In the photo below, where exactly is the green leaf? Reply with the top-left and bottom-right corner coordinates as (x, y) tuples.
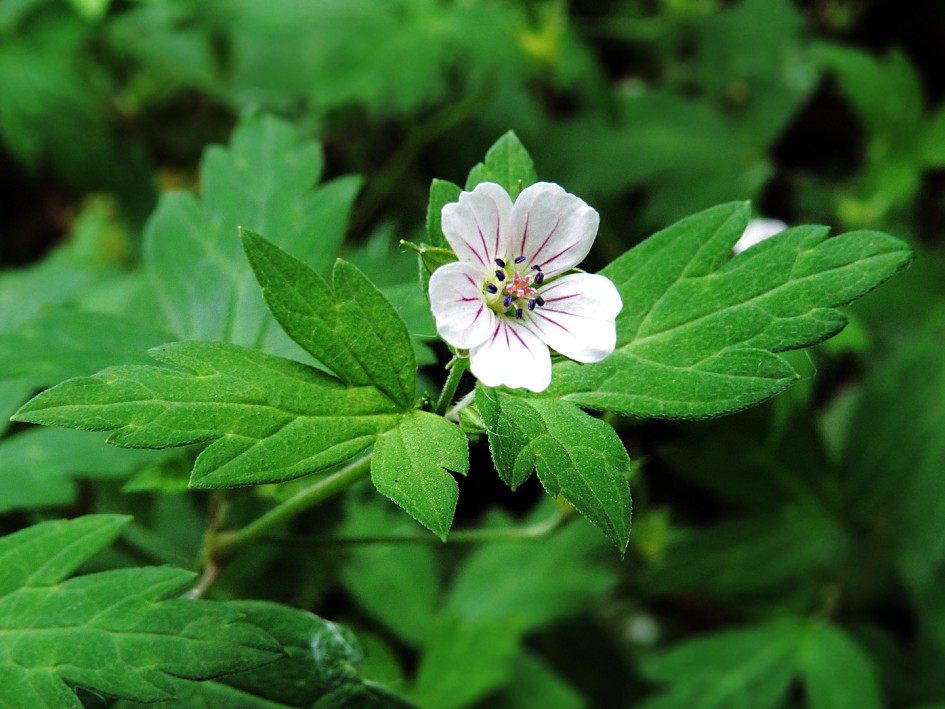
(797, 625), (883, 709)
(642, 619), (884, 709)
(371, 410), (468, 539)
(143, 112), (360, 349)
(923, 104), (945, 166)
(641, 620), (803, 709)
(818, 45), (925, 144)
(641, 513), (844, 602)
(412, 506), (617, 708)
(340, 494), (441, 646)
(116, 601), (415, 708)
(241, 230), (416, 410)
(465, 131), (538, 200)
(66, 0), (112, 20)
(549, 202), (913, 418)
(0, 310), (172, 385)
(13, 341), (402, 488)
(0, 516), (280, 706)
(412, 614), (520, 709)
(842, 310), (945, 590)
(0, 428), (164, 513)
(426, 178), (462, 248)
(478, 386), (632, 552)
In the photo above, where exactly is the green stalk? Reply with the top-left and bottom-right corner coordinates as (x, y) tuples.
(435, 356), (469, 416)
(212, 453), (372, 556)
(254, 508), (567, 547)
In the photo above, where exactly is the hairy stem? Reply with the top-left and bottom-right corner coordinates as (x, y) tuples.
(255, 507), (567, 547)
(435, 356), (469, 416)
(212, 453), (373, 557)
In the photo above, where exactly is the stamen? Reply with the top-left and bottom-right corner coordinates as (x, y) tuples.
(495, 258), (505, 268)
(531, 264), (542, 271)
(527, 299), (536, 311)
(496, 269), (506, 281)
(514, 256), (526, 264)
(504, 295), (513, 307)
(486, 284), (498, 294)
(536, 296), (545, 306)
(535, 272), (544, 284)
(515, 308), (523, 319)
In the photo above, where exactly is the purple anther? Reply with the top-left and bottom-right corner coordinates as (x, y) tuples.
(535, 272), (544, 284)
(536, 296), (545, 306)
(515, 308), (523, 319)
(486, 284), (498, 294)
(527, 299), (537, 311)
(495, 269), (506, 281)
(530, 264), (541, 271)
(504, 295), (513, 307)
(495, 258), (506, 268)
(514, 256), (526, 264)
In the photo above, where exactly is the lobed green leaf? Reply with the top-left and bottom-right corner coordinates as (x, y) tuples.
(371, 410), (469, 539)
(426, 178), (462, 248)
(549, 202), (913, 418)
(241, 231), (416, 410)
(478, 386), (632, 552)
(465, 131), (537, 200)
(143, 113), (360, 350)
(13, 341), (402, 488)
(0, 516), (280, 706)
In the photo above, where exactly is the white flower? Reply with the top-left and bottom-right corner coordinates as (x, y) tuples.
(732, 218), (787, 255)
(429, 181), (622, 392)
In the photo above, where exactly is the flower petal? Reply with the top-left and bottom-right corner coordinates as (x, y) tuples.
(530, 273), (622, 363)
(510, 182), (599, 277)
(469, 319), (551, 392)
(429, 261), (496, 349)
(732, 218), (787, 254)
(441, 182), (514, 269)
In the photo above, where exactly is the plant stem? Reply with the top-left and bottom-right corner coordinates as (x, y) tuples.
(435, 356), (469, 416)
(212, 453), (373, 556)
(255, 508), (567, 547)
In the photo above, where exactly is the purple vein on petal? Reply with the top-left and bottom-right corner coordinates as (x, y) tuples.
(538, 242), (576, 270)
(532, 311), (572, 334)
(508, 323), (532, 351)
(528, 218), (560, 264)
(473, 216), (490, 266)
(494, 213), (501, 260)
(519, 214), (530, 257)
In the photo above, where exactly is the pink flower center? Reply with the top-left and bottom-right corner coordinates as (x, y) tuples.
(483, 257), (546, 320)
(505, 271), (537, 300)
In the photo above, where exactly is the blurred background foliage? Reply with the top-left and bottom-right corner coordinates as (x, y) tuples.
(2, 0), (945, 706)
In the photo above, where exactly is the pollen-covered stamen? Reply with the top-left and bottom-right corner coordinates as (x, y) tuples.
(504, 271), (537, 299)
(483, 259), (549, 318)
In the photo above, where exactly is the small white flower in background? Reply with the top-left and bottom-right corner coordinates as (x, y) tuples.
(429, 181), (622, 392)
(732, 217), (787, 255)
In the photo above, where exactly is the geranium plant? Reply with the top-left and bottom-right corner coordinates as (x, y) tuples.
(2, 122), (913, 707)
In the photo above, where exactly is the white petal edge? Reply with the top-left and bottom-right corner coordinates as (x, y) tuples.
(509, 182), (599, 277)
(529, 273), (622, 363)
(441, 182), (514, 269)
(469, 319), (552, 392)
(733, 218), (787, 254)
(429, 261), (496, 350)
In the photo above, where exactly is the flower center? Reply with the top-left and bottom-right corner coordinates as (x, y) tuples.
(483, 257), (546, 319)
